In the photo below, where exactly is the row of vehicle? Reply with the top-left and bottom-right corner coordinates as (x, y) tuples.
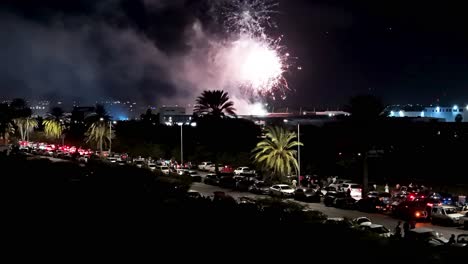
(197, 162), (256, 175)
(323, 187), (468, 228)
(202, 173), (468, 229)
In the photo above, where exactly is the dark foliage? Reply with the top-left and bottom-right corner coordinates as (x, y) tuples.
(1, 153), (464, 262)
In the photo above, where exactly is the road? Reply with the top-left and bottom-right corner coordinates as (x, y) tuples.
(191, 182), (467, 238)
(18, 155), (468, 238)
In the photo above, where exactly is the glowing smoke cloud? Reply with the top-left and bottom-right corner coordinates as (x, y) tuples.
(167, 0), (296, 115)
(221, 0), (292, 102)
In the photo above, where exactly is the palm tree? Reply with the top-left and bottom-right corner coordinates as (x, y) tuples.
(252, 126), (303, 183)
(85, 121), (113, 153)
(43, 107), (65, 139)
(85, 104), (112, 153)
(13, 117), (38, 141)
(194, 90), (236, 118)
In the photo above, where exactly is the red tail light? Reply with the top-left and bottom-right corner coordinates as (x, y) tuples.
(427, 203), (433, 207)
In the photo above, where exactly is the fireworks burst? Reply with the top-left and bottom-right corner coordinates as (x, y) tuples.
(219, 0), (296, 100)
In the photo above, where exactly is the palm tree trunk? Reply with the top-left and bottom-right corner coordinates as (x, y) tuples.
(26, 121), (29, 142)
(99, 136), (103, 154)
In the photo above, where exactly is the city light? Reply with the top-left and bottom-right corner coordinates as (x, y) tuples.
(399, 110), (404, 117)
(421, 111), (424, 117)
(436, 106), (440, 112)
(453, 105), (458, 110)
(390, 111), (394, 116)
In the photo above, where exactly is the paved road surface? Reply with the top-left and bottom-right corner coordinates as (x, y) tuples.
(191, 182), (467, 238)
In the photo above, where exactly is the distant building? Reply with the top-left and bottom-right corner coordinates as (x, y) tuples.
(389, 105), (467, 122)
(158, 106), (192, 125)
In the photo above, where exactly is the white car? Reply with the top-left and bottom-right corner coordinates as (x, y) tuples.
(198, 162), (213, 171)
(177, 169), (188, 175)
(359, 223), (392, 238)
(269, 184), (295, 197)
(352, 217), (372, 226)
(340, 183), (362, 200)
(147, 163), (156, 171)
(107, 157), (117, 163)
(431, 205), (464, 226)
(461, 212), (468, 230)
(207, 164), (223, 173)
(234, 167), (255, 175)
(134, 160), (144, 168)
(328, 179), (352, 189)
(157, 165), (170, 174)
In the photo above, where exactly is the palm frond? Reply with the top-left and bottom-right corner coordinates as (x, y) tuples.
(252, 126), (303, 182)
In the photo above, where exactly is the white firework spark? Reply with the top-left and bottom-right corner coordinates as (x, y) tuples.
(218, 0), (294, 100)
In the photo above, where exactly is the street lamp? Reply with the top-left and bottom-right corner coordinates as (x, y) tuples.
(284, 119), (301, 186)
(100, 118), (116, 153)
(177, 122), (184, 165)
(297, 122), (301, 186)
(109, 121), (117, 154)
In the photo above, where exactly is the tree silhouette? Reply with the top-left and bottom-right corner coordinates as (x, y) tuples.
(345, 95), (386, 122)
(194, 90), (236, 119)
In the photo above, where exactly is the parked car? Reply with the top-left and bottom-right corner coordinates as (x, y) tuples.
(461, 212), (468, 230)
(323, 191), (345, 207)
(218, 176), (237, 189)
(187, 190), (201, 199)
(176, 168), (186, 174)
(134, 160), (144, 168)
(431, 205), (464, 226)
(157, 165), (170, 174)
(328, 179), (352, 189)
(320, 186), (337, 196)
(294, 188), (321, 203)
(357, 197), (387, 213)
(340, 183), (362, 200)
(234, 167), (255, 175)
(235, 178), (255, 191)
(220, 165), (234, 174)
(203, 174), (219, 186)
(352, 217), (372, 226)
(107, 156), (118, 163)
(334, 195), (358, 209)
(186, 170), (202, 182)
(197, 161), (213, 171)
(206, 164), (224, 173)
(358, 223), (392, 238)
(405, 228), (448, 247)
(393, 201), (428, 221)
(269, 184), (295, 197)
(147, 163), (156, 171)
(248, 181), (270, 195)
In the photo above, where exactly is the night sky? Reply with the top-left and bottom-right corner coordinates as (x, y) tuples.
(1, 0), (467, 107)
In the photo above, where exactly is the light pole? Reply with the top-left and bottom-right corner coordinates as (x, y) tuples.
(297, 122), (301, 186)
(109, 121), (116, 154)
(177, 123), (184, 165)
(284, 119), (301, 187)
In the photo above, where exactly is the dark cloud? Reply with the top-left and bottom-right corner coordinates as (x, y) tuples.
(0, 0), (467, 108)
